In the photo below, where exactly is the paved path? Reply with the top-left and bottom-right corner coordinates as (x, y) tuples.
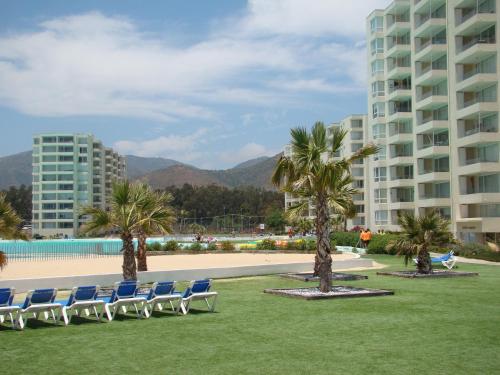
(455, 256), (500, 266)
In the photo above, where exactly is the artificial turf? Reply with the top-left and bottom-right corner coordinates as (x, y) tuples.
(1, 255), (499, 375)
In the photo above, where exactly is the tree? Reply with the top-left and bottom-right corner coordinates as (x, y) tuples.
(3, 185), (32, 222)
(0, 192), (26, 270)
(135, 184), (175, 272)
(80, 181), (145, 280)
(293, 218), (314, 235)
(272, 122), (377, 292)
(387, 210), (454, 274)
(265, 209), (286, 232)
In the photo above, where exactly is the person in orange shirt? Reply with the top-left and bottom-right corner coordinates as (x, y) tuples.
(359, 229), (367, 248)
(365, 228), (373, 247)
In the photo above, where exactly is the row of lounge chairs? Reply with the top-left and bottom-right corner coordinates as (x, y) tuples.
(0, 279), (218, 330)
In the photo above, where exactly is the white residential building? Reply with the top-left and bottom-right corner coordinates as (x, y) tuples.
(32, 133), (126, 237)
(366, 0), (500, 243)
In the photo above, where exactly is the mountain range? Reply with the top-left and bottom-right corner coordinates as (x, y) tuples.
(0, 151), (281, 190)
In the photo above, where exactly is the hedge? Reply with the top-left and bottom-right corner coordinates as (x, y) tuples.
(366, 234), (401, 255)
(454, 243), (500, 262)
(330, 232), (359, 247)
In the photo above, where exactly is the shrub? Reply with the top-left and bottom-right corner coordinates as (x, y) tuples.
(257, 239), (276, 250)
(220, 241), (235, 251)
(206, 242), (218, 251)
(163, 240), (180, 252)
(147, 242), (162, 252)
(454, 243), (500, 262)
(305, 239), (316, 251)
(189, 242), (203, 251)
(330, 232), (359, 247)
(366, 234), (401, 255)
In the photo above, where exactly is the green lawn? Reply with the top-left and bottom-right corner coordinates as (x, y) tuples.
(2, 255), (500, 375)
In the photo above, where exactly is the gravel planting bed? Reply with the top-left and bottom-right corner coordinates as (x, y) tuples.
(377, 270), (479, 278)
(264, 285), (394, 300)
(279, 272), (368, 282)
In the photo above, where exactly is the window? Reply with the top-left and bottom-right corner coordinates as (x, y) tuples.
(370, 16), (383, 32)
(371, 60), (384, 76)
(79, 156), (88, 163)
(370, 38), (384, 55)
(58, 146), (73, 153)
(42, 212), (56, 219)
(41, 193), (57, 200)
(58, 174), (73, 181)
(371, 81), (385, 97)
(59, 184), (74, 191)
(375, 210), (388, 225)
(42, 203), (57, 210)
(59, 203), (73, 210)
(42, 184), (57, 191)
(372, 124), (386, 139)
(374, 188), (387, 204)
(42, 174), (57, 181)
(353, 180), (364, 188)
(374, 167), (387, 182)
(42, 146), (57, 152)
(58, 222), (74, 229)
(42, 222), (57, 229)
(372, 102), (385, 118)
(42, 155), (57, 162)
(374, 146), (386, 161)
(59, 155), (73, 162)
(58, 212), (73, 220)
(58, 164), (74, 172)
(42, 165), (57, 172)
(355, 205), (365, 214)
(58, 136), (74, 143)
(42, 136), (57, 143)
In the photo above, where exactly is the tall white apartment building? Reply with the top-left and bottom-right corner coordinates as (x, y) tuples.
(366, 0), (499, 243)
(32, 134), (126, 237)
(284, 115), (370, 229)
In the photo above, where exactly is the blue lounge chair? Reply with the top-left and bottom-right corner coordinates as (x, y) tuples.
(138, 281), (183, 317)
(0, 287), (21, 329)
(432, 251), (456, 270)
(102, 280), (147, 321)
(58, 285), (105, 325)
(17, 288), (63, 329)
(178, 279), (218, 315)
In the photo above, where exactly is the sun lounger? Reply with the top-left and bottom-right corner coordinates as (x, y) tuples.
(58, 285), (105, 325)
(137, 281), (183, 317)
(0, 287), (21, 329)
(17, 288), (63, 329)
(101, 280), (147, 321)
(431, 251), (456, 270)
(178, 279), (218, 315)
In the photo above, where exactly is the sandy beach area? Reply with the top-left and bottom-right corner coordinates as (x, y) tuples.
(0, 253), (358, 280)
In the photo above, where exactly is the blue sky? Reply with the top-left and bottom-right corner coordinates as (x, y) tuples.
(0, 0), (389, 168)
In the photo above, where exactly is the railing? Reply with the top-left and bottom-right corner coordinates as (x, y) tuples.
(0, 240), (124, 261)
(464, 157), (499, 165)
(460, 36), (496, 53)
(457, 3), (496, 26)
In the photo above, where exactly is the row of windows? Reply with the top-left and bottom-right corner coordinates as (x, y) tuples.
(33, 203), (74, 210)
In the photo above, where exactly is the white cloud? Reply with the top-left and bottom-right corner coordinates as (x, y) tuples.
(0, 1), (385, 122)
(219, 142), (277, 165)
(239, 0), (390, 37)
(114, 128), (208, 162)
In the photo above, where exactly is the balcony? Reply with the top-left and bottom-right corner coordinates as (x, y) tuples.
(414, 67), (447, 86)
(414, 17), (446, 38)
(414, 38), (447, 61)
(414, 0), (445, 14)
(455, 5), (497, 36)
(416, 171), (449, 184)
(456, 33), (497, 64)
(387, 86), (412, 101)
(385, 42), (411, 58)
(415, 92), (448, 111)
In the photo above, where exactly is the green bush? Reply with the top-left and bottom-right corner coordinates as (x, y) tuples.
(257, 239), (276, 250)
(366, 234), (401, 255)
(163, 240), (180, 252)
(220, 241), (235, 251)
(189, 242), (203, 251)
(206, 242), (218, 251)
(305, 239), (316, 251)
(454, 243), (500, 262)
(147, 242), (162, 252)
(330, 232), (359, 247)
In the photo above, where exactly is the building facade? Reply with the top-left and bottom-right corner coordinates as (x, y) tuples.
(32, 134), (126, 237)
(366, 0), (499, 242)
(284, 115), (370, 229)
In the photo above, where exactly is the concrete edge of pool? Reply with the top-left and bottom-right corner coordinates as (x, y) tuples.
(0, 257), (374, 292)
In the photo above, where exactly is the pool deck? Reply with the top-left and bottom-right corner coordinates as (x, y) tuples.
(0, 253), (356, 279)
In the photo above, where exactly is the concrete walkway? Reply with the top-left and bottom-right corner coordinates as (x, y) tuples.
(456, 256), (500, 266)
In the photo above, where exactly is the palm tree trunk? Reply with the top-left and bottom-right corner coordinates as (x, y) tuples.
(121, 232), (137, 280)
(417, 247), (432, 274)
(315, 196), (332, 293)
(136, 231), (148, 272)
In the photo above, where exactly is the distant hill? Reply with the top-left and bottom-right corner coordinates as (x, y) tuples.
(0, 150), (281, 191)
(0, 151), (32, 189)
(125, 155), (184, 179)
(137, 153), (282, 190)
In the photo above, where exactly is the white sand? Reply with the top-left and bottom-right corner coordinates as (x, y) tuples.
(0, 253), (357, 279)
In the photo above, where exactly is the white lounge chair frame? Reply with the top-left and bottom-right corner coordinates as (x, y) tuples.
(104, 281), (147, 321)
(17, 289), (63, 329)
(0, 288), (21, 330)
(142, 281), (183, 317)
(180, 279), (218, 315)
(62, 286), (106, 325)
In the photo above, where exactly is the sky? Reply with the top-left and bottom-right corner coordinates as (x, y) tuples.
(0, 0), (390, 169)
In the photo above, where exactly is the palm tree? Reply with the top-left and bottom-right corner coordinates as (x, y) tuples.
(134, 185), (175, 272)
(80, 181), (145, 280)
(341, 200), (357, 232)
(294, 218), (313, 236)
(272, 122), (377, 292)
(387, 210), (454, 274)
(0, 192), (26, 270)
